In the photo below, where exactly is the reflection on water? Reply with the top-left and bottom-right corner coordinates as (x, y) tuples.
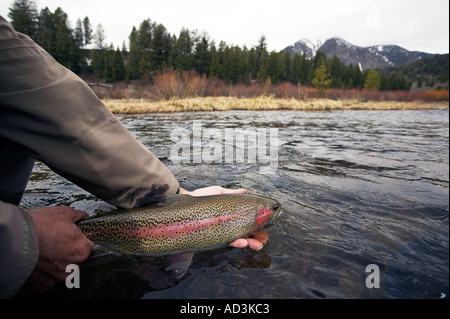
(23, 109), (449, 299)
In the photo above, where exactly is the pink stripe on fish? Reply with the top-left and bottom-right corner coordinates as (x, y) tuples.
(91, 209), (256, 239)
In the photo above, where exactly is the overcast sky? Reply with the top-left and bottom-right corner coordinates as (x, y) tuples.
(0, 0), (448, 54)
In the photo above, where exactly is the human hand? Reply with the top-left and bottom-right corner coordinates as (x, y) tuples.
(18, 206), (94, 295)
(179, 185), (247, 196)
(179, 186), (268, 251)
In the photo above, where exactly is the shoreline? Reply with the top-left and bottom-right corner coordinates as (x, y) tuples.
(103, 96), (449, 114)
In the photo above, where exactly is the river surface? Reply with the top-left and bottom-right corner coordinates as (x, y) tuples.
(22, 109), (449, 299)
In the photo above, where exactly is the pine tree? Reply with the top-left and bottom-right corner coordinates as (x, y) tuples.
(150, 23), (170, 72)
(113, 47), (125, 81)
(364, 69), (381, 90)
(137, 19), (155, 78)
(82, 17), (93, 48)
(312, 59), (332, 93)
(52, 8), (82, 73)
(8, 0), (39, 39)
(126, 26), (140, 79)
(175, 27), (194, 70)
(194, 33), (211, 75)
(299, 53), (313, 85)
(74, 18), (84, 49)
(257, 50), (269, 84)
(36, 7), (57, 56)
(329, 55), (344, 88)
(208, 43), (221, 78)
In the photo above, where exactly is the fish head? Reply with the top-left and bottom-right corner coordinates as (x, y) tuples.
(256, 197), (282, 227)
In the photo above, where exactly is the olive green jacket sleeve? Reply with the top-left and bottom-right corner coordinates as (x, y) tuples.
(0, 16), (179, 297)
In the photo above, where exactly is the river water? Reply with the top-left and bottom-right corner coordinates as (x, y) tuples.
(22, 109), (449, 299)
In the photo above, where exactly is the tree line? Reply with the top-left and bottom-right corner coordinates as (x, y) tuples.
(7, 0), (411, 91)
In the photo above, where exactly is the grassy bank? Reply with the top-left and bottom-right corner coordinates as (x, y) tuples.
(103, 96), (449, 114)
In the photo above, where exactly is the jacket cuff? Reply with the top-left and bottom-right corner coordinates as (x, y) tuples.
(0, 202), (38, 298)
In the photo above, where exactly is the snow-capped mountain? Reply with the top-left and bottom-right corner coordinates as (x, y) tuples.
(283, 37), (434, 70)
(282, 38), (318, 59)
(366, 44), (433, 68)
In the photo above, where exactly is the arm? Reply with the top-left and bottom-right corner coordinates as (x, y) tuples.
(0, 16), (177, 296)
(0, 16), (179, 210)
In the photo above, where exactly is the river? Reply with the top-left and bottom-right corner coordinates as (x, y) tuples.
(21, 109), (449, 299)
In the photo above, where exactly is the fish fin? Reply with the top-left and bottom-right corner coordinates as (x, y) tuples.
(164, 252), (194, 280)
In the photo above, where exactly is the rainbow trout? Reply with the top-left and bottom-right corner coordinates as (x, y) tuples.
(77, 194), (281, 255)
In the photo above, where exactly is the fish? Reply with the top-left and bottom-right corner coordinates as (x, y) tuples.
(77, 193), (281, 256)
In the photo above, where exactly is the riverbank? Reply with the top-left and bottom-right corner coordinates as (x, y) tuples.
(103, 96), (449, 113)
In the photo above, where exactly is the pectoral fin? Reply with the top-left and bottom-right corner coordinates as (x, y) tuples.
(164, 252), (195, 279)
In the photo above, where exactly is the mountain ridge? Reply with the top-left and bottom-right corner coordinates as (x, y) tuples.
(283, 37), (435, 70)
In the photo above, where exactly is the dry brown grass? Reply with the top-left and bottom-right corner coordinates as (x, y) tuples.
(103, 96), (449, 114)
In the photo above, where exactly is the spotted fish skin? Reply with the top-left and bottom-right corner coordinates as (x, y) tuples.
(77, 194), (281, 255)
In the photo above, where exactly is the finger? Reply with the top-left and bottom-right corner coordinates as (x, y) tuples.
(229, 238), (248, 248)
(68, 208), (90, 222)
(73, 238), (95, 262)
(222, 188), (247, 194)
(84, 238), (95, 253)
(247, 238), (264, 251)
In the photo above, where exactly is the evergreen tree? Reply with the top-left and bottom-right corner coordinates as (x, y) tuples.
(329, 55), (344, 88)
(74, 18), (84, 49)
(102, 45), (125, 82)
(36, 7), (57, 56)
(284, 51), (292, 82)
(312, 59), (332, 93)
(208, 43), (221, 78)
(149, 23), (171, 71)
(194, 33), (211, 75)
(364, 69), (381, 90)
(175, 27), (194, 70)
(313, 51), (327, 69)
(290, 54), (302, 84)
(257, 50), (269, 84)
(137, 19), (155, 77)
(348, 64), (364, 88)
(42, 7), (83, 73)
(267, 51), (285, 84)
(256, 35), (267, 61)
(8, 0), (38, 39)
(299, 53), (313, 85)
(247, 48), (259, 81)
(113, 47), (125, 80)
(82, 17), (93, 48)
(126, 26), (140, 79)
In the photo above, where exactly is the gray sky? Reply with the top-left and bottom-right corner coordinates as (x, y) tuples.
(1, 0), (448, 54)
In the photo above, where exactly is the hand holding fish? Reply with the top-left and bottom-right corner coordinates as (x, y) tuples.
(17, 206), (94, 296)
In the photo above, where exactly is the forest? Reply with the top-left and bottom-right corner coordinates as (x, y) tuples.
(6, 0), (446, 95)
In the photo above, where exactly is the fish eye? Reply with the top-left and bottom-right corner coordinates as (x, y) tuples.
(272, 202), (281, 211)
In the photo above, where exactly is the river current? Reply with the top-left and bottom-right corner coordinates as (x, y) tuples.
(21, 109), (449, 299)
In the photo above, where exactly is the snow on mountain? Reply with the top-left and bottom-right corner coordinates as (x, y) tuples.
(283, 37), (434, 70)
(282, 38), (318, 59)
